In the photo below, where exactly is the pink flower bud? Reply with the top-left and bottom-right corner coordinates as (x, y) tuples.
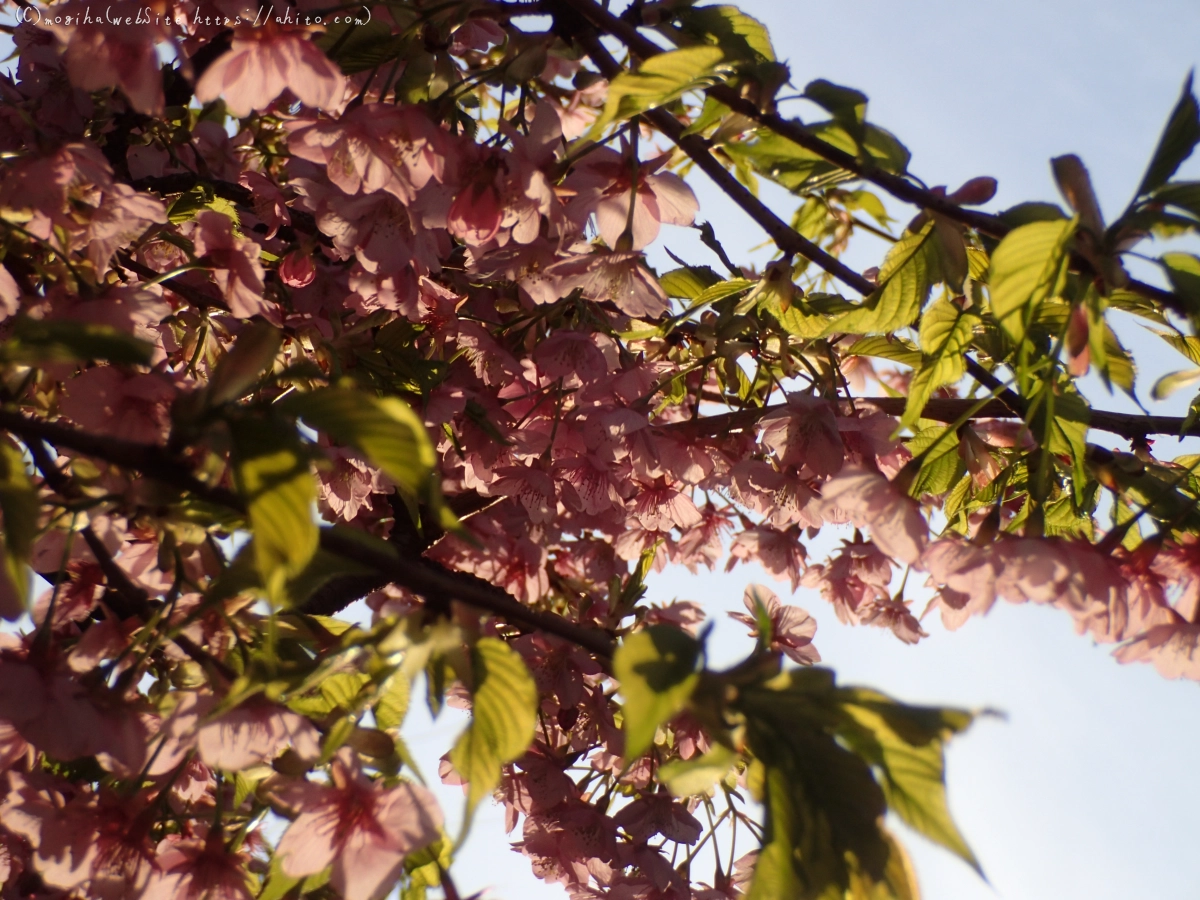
(279, 251), (316, 288)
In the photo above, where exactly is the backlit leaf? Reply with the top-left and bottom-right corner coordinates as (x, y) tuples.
(284, 387), (437, 502)
(229, 418), (318, 601)
(451, 637), (537, 829)
(2, 318), (154, 366)
(0, 441), (36, 618)
(614, 625), (702, 760)
(987, 218), (1075, 337)
(825, 222), (937, 336)
(590, 46), (729, 138)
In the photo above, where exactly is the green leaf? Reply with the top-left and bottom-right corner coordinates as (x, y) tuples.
(671, 5), (776, 63)
(838, 697), (980, 874)
(284, 387), (437, 503)
(987, 218), (1075, 338)
(450, 637), (537, 829)
(2, 318), (154, 366)
(258, 854), (301, 900)
(1136, 71), (1200, 198)
(1151, 181), (1200, 221)
(804, 79), (868, 144)
(614, 625), (702, 760)
(203, 322), (282, 407)
(659, 266), (722, 299)
(1152, 367), (1200, 400)
(229, 418), (318, 601)
(589, 46), (729, 138)
(659, 743), (737, 797)
(375, 672), (411, 731)
(844, 335), (922, 369)
(1152, 327), (1200, 365)
(825, 222), (937, 336)
(0, 441), (37, 617)
(1161, 252), (1200, 312)
(902, 297), (980, 430)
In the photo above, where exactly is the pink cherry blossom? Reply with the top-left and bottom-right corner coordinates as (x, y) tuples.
(142, 831), (256, 900)
(818, 467), (928, 564)
(729, 584), (821, 665)
(566, 146), (698, 250)
(192, 210), (275, 320)
(273, 756), (443, 900)
(195, 25), (346, 117)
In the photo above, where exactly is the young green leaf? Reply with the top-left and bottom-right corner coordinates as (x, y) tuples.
(229, 418), (318, 601)
(838, 698), (981, 874)
(283, 387), (437, 503)
(450, 637), (537, 830)
(613, 625), (702, 760)
(902, 296), (980, 430)
(0, 441), (37, 618)
(987, 218), (1075, 338)
(375, 672), (411, 731)
(203, 322), (282, 407)
(825, 222), (937, 336)
(658, 743), (737, 798)
(671, 5), (776, 63)
(1152, 367), (1200, 400)
(589, 46), (729, 138)
(1135, 71), (1200, 198)
(1161, 252), (1200, 313)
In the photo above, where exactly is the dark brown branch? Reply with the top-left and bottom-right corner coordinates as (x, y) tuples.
(659, 396), (1198, 442)
(565, 23), (877, 298)
(25, 439), (236, 679)
(0, 410), (616, 658)
(561, 0), (1191, 317)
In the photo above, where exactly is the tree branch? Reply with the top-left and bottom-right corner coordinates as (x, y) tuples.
(560, 0), (1191, 317)
(0, 410), (617, 658)
(658, 396), (1198, 442)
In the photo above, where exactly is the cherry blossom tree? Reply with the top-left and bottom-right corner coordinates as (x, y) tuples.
(0, 0), (1197, 898)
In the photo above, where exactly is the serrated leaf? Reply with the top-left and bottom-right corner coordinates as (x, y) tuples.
(987, 218), (1075, 337)
(375, 672), (411, 731)
(1136, 71), (1200, 198)
(614, 625), (702, 761)
(672, 5), (776, 63)
(2, 318), (154, 366)
(284, 388), (437, 503)
(450, 637), (537, 832)
(589, 46), (729, 138)
(825, 222), (937, 336)
(659, 266), (722, 299)
(901, 297), (979, 430)
(1152, 328), (1200, 366)
(659, 743), (737, 797)
(229, 418), (318, 602)
(844, 335), (922, 369)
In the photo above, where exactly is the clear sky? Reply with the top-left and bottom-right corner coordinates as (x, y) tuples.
(411, 2), (1200, 899)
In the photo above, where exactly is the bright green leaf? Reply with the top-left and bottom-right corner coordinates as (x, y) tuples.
(0, 441), (36, 618)
(450, 637), (538, 829)
(902, 297), (980, 430)
(229, 418), (318, 601)
(1162, 252), (1200, 312)
(614, 625), (702, 760)
(825, 222), (937, 336)
(1153, 367), (1200, 400)
(375, 672), (411, 731)
(987, 218), (1075, 338)
(589, 46), (729, 138)
(659, 265), (722, 299)
(671, 5), (776, 63)
(284, 387), (437, 503)
(659, 742), (737, 797)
